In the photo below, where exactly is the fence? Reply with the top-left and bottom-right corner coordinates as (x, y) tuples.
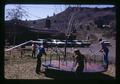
(4, 40), (68, 79)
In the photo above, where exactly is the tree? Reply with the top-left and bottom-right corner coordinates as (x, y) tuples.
(5, 5), (29, 45)
(45, 16), (51, 29)
(6, 5), (29, 20)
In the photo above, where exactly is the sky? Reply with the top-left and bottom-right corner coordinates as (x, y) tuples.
(5, 4), (115, 20)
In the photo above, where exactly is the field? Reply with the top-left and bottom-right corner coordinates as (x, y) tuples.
(4, 39), (116, 79)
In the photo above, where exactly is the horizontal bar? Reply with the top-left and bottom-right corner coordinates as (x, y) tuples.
(5, 40), (33, 52)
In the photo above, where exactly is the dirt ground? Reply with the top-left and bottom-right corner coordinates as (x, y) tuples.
(4, 38), (116, 79)
(4, 59), (115, 79)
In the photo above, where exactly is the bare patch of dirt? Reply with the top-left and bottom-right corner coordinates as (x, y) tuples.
(5, 60), (53, 79)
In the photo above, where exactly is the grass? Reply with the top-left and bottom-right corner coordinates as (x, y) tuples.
(4, 47), (115, 79)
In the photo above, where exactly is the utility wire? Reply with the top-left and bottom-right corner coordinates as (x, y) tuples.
(22, 7), (41, 19)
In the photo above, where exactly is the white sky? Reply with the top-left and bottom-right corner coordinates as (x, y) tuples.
(5, 4), (115, 20)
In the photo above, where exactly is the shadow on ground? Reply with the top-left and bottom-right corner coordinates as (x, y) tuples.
(44, 68), (114, 80)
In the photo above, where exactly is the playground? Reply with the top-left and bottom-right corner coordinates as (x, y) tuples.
(4, 39), (116, 79)
(4, 5), (116, 79)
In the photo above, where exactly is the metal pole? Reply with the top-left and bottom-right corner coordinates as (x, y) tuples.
(55, 46), (60, 68)
(20, 47), (22, 58)
(45, 53), (46, 64)
(13, 34), (16, 45)
(50, 51), (52, 65)
(58, 52), (60, 69)
(64, 38), (67, 61)
(64, 36), (68, 66)
(13, 22), (16, 45)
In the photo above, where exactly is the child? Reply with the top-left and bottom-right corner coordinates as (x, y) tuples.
(36, 45), (47, 74)
(32, 42), (37, 58)
(73, 49), (86, 79)
(99, 38), (109, 71)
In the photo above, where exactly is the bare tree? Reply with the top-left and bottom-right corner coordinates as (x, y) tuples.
(5, 5), (29, 45)
(6, 5), (29, 20)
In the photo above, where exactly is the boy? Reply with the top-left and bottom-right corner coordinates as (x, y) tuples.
(73, 50), (86, 79)
(99, 38), (109, 71)
(36, 45), (46, 74)
(32, 42), (37, 58)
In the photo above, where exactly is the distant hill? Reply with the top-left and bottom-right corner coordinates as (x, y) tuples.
(26, 7), (116, 40)
(5, 7), (116, 45)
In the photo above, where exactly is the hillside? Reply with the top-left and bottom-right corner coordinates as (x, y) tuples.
(5, 7), (116, 44)
(26, 7), (116, 41)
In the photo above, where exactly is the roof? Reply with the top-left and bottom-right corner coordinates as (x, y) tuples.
(29, 28), (62, 34)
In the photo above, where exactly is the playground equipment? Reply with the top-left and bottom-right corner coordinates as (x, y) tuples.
(4, 39), (106, 80)
(41, 11), (106, 73)
(42, 45), (105, 73)
(4, 11), (106, 79)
